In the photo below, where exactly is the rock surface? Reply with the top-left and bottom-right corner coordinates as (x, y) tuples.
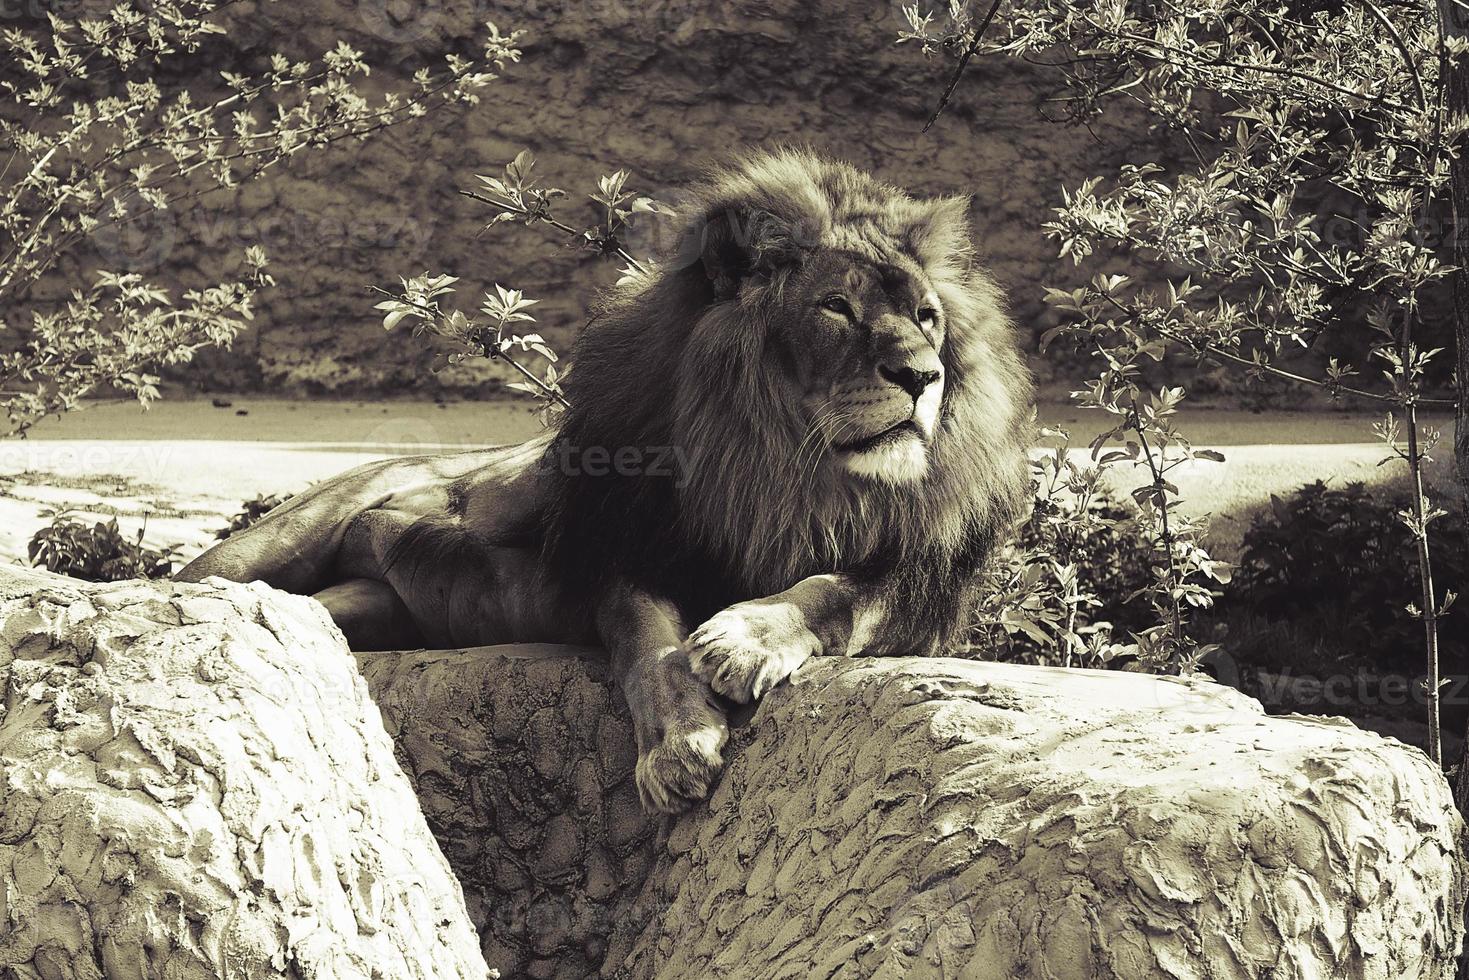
(2, 570), (1462, 978)
(0, 567), (490, 979)
(361, 643), (1468, 979)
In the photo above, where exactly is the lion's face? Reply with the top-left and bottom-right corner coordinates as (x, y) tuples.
(770, 251), (947, 485)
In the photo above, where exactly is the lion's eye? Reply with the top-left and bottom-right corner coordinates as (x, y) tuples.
(820, 295), (854, 318)
(916, 307), (939, 329)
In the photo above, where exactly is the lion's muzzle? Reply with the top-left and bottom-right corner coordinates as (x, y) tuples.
(831, 322), (945, 484)
(877, 361), (941, 401)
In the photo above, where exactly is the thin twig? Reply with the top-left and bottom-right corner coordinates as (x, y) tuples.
(1395, 298), (1444, 765)
(1094, 293), (1457, 407)
(1364, 0), (1429, 111)
(922, 0), (1003, 132)
(496, 349), (572, 409)
(1098, 22), (1415, 117)
(1154, 324), (1457, 407)
(1128, 408), (1186, 658)
(457, 190), (651, 276)
(1403, 392), (1443, 764)
(2, 63), (495, 296)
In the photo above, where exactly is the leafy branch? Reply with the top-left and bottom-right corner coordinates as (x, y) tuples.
(372, 152), (670, 410)
(0, 2), (525, 437)
(371, 277), (568, 411)
(461, 150), (668, 281)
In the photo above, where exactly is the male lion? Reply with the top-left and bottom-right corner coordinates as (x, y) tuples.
(178, 149), (1034, 812)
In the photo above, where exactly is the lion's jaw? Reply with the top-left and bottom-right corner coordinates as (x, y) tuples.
(827, 371), (943, 484)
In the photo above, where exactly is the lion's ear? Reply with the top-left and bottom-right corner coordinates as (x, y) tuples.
(908, 195), (973, 269)
(693, 206), (806, 300)
(697, 208), (750, 300)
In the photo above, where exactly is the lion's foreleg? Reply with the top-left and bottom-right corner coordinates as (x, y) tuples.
(597, 582), (729, 814)
(686, 573), (917, 704)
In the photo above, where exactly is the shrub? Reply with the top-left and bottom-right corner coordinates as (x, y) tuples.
(0, 3), (523, 437)
(962, 427), (1225, 670)
(1022, 494), (1156, 634)
(27, 508), (177, 581)
(968, 489), (1151, 668)
(899, 0), (1462, 762)
(1228, 481), (1467, 666)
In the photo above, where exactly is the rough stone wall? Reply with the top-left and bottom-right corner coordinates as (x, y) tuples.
(34, 0), (1160, 395)
(0, 568), (490, 979)
(359, 645), (651, 979)
(7, 569), (1459, 979)
(360, 642), (1469, 979)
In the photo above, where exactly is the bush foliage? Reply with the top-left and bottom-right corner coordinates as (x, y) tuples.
(27, 508), (176, 581)
(214, 492), (295, 540)
(968, 481), (1156, 669)
(900, 0), (1464, 762)
(0, 1), (523, 437)
(1230, 481), (1467, 666)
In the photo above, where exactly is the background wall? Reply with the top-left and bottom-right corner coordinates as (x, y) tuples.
(39, 0), (1164, 395)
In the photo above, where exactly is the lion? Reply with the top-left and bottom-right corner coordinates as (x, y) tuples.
(177, 149), (1035, 813)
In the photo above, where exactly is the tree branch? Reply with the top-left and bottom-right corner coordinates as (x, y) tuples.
(922, 0), (1002, 133)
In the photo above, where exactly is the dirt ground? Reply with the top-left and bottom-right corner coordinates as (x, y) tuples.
(2, 395), (1458, 568)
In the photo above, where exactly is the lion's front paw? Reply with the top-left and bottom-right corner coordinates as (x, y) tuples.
(635, 710), (728, 814)
(687, 600), (821, 704)
(625, 651), (730, 814)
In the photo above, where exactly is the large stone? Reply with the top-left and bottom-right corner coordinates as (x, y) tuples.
(0, 567), (490, 979)
(361, 642), (1468, 978)
(3, 569), (1462, 978)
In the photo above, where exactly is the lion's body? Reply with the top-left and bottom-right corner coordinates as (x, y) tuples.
(542, 154), (1032, 639)
(178, 149), (1033, 811)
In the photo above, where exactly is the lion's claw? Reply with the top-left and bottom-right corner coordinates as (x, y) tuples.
(687, 600), (821, 704)
(625, 651), (730, 814)
(635, 715), (727, 813)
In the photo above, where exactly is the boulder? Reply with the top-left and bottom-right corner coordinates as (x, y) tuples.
(2, 569), (1462, 979)
(0, 567), (490, 979)
(362, 642), (1468, 978)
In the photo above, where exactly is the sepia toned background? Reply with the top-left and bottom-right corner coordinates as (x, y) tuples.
(5, 0), (1462, 763)
(26, 0), (1166, 395)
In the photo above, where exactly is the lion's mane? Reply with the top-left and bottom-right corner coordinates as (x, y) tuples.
(542, 149), (1033, 648)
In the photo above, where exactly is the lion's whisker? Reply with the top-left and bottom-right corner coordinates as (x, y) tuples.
(796, 408), (846, 493)
(791, 409), (834, 478)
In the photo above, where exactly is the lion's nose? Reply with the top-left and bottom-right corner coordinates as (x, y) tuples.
(878, 362), (942, 401)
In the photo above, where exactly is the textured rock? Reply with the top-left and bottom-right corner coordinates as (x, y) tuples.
(3, 569), (1461, 978)
(0, 567), (490, 979)
(359, 646), (650, 979)
(360, 644), (1468, 979)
